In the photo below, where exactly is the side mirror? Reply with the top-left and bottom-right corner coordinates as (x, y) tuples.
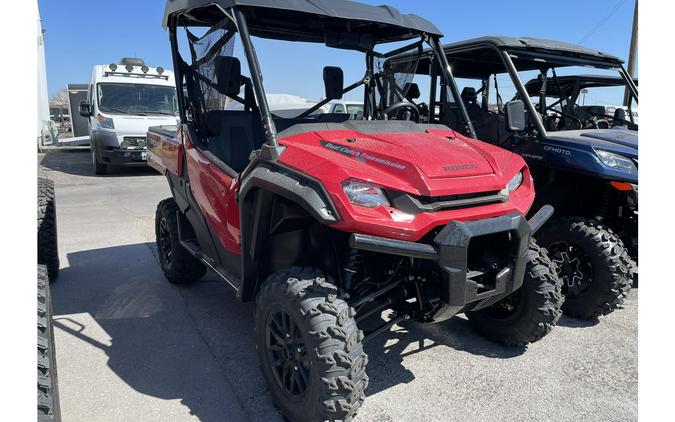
(214, 56), (242, 96)
(323, 66), (344, 101)
(79, 101), (92, 118)
(504, 100), (526, 131)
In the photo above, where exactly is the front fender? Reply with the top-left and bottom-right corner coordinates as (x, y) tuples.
(237, 164), (340, 301)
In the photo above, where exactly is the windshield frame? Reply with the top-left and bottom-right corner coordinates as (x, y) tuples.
(96, 82), (178, 116)
(499, 47), (638, 137)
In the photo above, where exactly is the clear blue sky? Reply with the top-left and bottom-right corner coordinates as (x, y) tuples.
(39, 0), (637, 101)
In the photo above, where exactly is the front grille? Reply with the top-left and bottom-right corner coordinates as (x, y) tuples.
(121, 136), (147, 149)
(387, 189), (507, 215)
(416, 190), (502, 205)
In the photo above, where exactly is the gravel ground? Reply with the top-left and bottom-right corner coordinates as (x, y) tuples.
(40, 149), (637, 422)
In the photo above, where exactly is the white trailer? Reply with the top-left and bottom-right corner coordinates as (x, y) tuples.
(38, 12), (58, 148)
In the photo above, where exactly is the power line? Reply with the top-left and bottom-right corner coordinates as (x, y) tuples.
(578, 0), (629, 44)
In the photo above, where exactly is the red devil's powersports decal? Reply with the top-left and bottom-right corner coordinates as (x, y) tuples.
(321, 140), (406, 170)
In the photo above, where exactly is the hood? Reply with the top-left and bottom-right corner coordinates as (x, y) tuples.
(276, 121), (523, 197)
(107, 115), (178, 132)
(315, 130), (496, 179)
(547, 129), (638, 157)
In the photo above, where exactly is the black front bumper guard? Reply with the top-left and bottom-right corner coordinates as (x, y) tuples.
(349, 205), (554, 322)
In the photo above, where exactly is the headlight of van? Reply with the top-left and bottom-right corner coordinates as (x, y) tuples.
(594, 150), (637, 174)
(342, 181), (390, 208)
(96, 113), (115, 129)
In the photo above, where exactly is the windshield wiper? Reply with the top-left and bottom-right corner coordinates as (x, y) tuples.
(150, 111), (178, 116)
(101, 107), (132, 115)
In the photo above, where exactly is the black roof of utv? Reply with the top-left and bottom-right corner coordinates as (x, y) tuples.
(523, 75), (638, 98)
(163, 0), (442, 43)
(449, 36), (623, 61)
(390, 36), (624, 79)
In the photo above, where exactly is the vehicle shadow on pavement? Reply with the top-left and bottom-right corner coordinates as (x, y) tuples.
(362, 316), (526, 396)
(51, 242), (525, 421)
(39, 150), (159, 178)
(51, 242), (255, 422)
(554, 315), (601, 328)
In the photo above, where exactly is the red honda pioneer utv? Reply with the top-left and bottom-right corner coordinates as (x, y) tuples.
(149, 1), (562, 420)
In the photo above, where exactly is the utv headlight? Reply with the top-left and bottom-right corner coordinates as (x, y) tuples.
(595, 150), (637, 174)
(342, 181), (390, 208)
(506, 171), (524, 192)
(96, 113), (115, 129)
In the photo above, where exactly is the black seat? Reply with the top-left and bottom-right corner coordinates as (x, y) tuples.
(205, 110), (264, 172)
(613, 108), (627, 127)
(461, 87), (478, 104)
(458, 87), (505, 143)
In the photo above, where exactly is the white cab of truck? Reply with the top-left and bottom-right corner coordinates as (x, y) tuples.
(80, 58), (178, 174)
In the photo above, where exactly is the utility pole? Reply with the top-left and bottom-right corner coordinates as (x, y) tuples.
(624, 0), (638, 106)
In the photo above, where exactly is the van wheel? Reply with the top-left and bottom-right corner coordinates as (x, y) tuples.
(92, 144), (107, 175)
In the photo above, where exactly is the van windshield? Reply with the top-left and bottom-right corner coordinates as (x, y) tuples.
(97, 83), (177, 116)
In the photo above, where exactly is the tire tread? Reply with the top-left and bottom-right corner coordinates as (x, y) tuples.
(255, 268), (368, 422)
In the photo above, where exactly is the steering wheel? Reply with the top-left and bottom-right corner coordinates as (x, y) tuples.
(546, 107), (583, 130)
(384, 101), (420, 122)
(586, 110), (628, 128)
(589, 118), (611, 129)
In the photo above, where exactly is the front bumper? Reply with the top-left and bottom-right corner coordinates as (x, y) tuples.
(97, 148), (148, 166)
(350, 205), (553, 321)
(91, 130), (148, 166)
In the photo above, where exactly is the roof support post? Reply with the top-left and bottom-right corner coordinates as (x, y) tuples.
(500, 50), (548, 138)
(233, 8), (278, 147)
(429, 36), (476, 139)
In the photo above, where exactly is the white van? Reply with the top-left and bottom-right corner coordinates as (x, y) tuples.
(79, 58), (178, 174)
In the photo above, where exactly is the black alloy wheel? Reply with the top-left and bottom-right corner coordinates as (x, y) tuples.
(536, 218), (631, 319)
(158, 217), (172, 266)
(266, 310), (311, 397)
(547, 242), (594, 297)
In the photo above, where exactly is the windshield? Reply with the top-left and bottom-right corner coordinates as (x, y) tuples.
(346, 104), (364, 114)
(247, 34), (431, 121)
(436, 47), (638, 144)
(97, 83), (178, 116)
(176, 15), (448, 128)
(509, 64), (638, 131)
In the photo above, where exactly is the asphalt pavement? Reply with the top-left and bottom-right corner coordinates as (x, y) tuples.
(39, 149), (638, 422)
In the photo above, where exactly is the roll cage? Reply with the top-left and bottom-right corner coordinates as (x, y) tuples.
(521, 75), (638, 128)
(163, 0), (476, 153)
(388, 36), (638, 139)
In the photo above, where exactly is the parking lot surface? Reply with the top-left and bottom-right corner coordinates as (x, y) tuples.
(40, 150), (638, 422)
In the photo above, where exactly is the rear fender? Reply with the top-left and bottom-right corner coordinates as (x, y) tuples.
(147, 126), (183, 176)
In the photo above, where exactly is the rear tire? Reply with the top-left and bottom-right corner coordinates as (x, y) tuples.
(38, 177), (59, 281)
(466, 240), (563, 346)
(155, 198), (207, 283)
(38, 265), (61, 422)
(537, 218), (631, 319)
(255, 268), (368, 422)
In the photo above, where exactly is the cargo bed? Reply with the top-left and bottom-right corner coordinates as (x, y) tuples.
(147, 125), (181, 175)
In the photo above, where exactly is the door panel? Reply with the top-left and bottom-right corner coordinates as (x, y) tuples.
(183, 126), (242, 272)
